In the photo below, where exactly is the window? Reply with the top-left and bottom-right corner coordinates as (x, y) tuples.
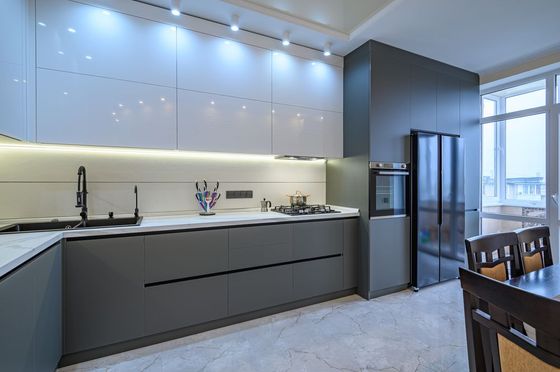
(481, 83), (547, 225)
(504, 114), (546, 206)
(482, 79), (546, 115)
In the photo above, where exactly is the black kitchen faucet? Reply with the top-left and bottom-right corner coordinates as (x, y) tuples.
(76, 165), (88, 225)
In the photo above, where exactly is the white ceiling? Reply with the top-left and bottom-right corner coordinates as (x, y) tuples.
(140, 0), (560, 80)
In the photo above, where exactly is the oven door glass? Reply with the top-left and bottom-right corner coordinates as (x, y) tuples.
(370, 173), (408, 217)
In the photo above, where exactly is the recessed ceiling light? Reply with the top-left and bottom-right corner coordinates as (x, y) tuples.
(230, 14), (239, 31)
(170, 0), (181, 16)
(67, 27), (76, 33)
(282, 31), (290, 46)
(85, 55), (92, 60)
(160, 97), (166, 102)
(37, 22), (46, 27)
(242, 105), (246, 109)
(210, 101), (215, 105)
(63, 91), (68, 95)
(58, 51), (64, 55)
(138, 100), (144, 104)
(323, 42), (332, 57)
(118, 103), (124, 107)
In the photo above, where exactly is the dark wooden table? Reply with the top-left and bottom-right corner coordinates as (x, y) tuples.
(506, 264), (560, 299)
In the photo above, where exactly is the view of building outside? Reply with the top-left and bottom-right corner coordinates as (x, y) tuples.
(481, 80), (547, 232)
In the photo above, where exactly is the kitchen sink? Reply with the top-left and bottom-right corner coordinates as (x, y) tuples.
(0, 216), (143, 234)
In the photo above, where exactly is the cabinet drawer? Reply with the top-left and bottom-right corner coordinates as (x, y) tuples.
(228, 265), (293, 315)
(145, 276), (227, 335)
(145, 230), (228, 283)
(293, 220), (343, 259)
(293, 257), (343, 300)
(229, 224), (293, 270)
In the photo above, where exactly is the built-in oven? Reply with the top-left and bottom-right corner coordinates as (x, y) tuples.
(369, 162), (409, 219)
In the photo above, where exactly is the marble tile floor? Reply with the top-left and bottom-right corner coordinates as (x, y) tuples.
(59, 280), (467, 372)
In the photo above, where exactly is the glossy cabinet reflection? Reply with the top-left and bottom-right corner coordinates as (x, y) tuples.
(36, 0), (176, 86)
(37, 69), (176, 149)
(272, 53), (343, 112)
(178, 90), (272, 154)
(323, 111), (343, 158)
(29, 0), (343, 157)
(178, 29), (271, 101)
(0, 0), (27, 140)
(272, 104), (325, 157)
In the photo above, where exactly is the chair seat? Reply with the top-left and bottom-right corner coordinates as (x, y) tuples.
(523, 252), (544, 274)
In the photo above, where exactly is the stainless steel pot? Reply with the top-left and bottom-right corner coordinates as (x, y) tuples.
(287, 191), (309, 206)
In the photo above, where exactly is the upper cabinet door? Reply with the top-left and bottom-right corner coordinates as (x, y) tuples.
(436, 73), (461, 135)
(178, 90), (272, 154)
(177, 29), (271, 102)
(0, 0), (27, 140)
(272, 104), (325, 157)
(36, 0), (176, 87)
(272, 53), (343, 112)
(37, 69), (177, 149)
(323, 111), (343, 158)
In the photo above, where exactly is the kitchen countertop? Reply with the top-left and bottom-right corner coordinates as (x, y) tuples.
(0, 206), (359, 278)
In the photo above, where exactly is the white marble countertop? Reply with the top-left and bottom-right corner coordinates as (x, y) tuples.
(0, 206), (359, 278)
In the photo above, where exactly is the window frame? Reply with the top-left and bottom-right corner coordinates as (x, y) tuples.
(480, 76), (552, 223)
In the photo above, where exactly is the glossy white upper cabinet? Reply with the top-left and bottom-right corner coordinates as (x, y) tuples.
(178, 90), (272, 154)
(323, 111), (343, 158)
(37, 69), (176, 149)
(177, 29), (271, 101)
(272, 53), (343, 113)
(36, 0), (176, 87)
(0, 0), (26, 140)
(272, 104), (325, 157)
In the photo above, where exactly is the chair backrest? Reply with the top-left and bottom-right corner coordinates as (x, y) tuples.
(465, 232), (523, 281)
(460, 267), (560, 372)
(516, 226), (553, 274)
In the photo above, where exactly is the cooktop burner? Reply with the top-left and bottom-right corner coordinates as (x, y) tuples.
(272, 204), (340, 216)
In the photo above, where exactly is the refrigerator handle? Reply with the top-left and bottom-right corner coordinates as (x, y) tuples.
(438, 140), (443, 226)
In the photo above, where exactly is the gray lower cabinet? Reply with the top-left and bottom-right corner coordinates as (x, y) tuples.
(343, 218), (359, 289)
(65, 236), (144, 354)
(229, 224), (293, 270)
(293, 220), (343, 259)
(228, 265), (293, 315)
(145, 276), (228, 335)
(145, 230), (228, 283)
(293, 256), (343, 300)
(0, 244), (62, 372)
(35, 244), (63, 371)
(0, 256), (36, 372)
(465, 210), (480, 239)
(369, 217), (410, 293)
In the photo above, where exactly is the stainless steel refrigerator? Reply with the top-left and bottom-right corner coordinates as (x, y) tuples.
(411, 132), (465, 289)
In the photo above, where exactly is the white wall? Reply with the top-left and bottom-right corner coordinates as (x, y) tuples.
(0, 138), (326, 221)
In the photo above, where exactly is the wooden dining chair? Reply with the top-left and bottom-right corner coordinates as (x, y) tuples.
(465, 232), (523, 281)
(515, 226), (553, 274)
(460, 267), (560, 372)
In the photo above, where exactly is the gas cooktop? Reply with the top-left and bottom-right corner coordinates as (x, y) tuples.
(272, 205), (340, 216)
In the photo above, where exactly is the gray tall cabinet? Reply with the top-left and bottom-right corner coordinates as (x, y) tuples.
(326, 40), (480, 299)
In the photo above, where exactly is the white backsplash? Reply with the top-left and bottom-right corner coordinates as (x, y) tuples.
(0, 139), (326, 221)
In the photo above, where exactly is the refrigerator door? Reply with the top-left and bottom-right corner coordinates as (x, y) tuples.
(440, 135), (465, 281)
(412, 133), (440, 288)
